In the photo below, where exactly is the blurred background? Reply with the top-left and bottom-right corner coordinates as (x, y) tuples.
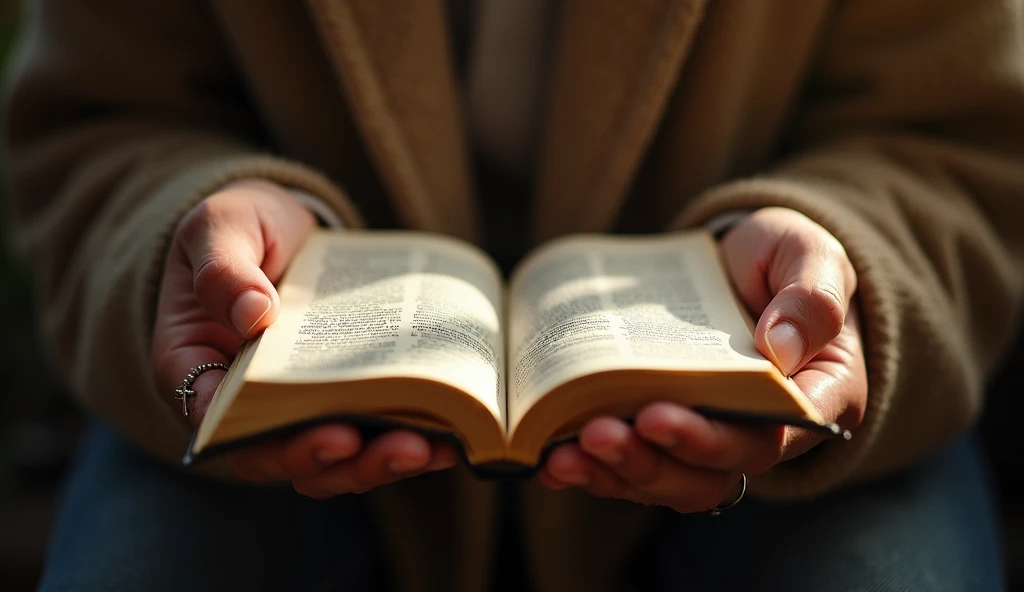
(0, 3), (86, 589)
(0, 2), (1022, 590)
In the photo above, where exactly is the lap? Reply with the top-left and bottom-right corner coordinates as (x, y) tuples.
(634, 435), (1004, 591)
(41, 425), (1003, 592)
(39, 423), (383, 592)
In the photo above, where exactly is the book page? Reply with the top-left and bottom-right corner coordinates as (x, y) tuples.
(246, 231), (506, 423)
(507, 232), (770, 428)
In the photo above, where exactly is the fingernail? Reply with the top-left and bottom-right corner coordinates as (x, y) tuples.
(230, 290), (272, 338)
(766, 322), (806, 376)
(389, 457), (426, 473)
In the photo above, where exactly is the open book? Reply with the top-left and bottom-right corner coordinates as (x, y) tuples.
(185, 230), (847, 475)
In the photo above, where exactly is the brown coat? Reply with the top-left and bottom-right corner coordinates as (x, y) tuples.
(4, 1), (1024, 590)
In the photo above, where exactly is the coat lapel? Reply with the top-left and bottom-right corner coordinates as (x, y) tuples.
(307, 0), (706, 246)
(306, 0), (480, 243)
(533, 0), (708, 243)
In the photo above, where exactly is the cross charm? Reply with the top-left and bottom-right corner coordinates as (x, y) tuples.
(175, 384), (195, 417)
(171, 363), (230, 419)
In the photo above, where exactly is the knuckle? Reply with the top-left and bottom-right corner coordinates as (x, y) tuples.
(792, 280), (846, 336)
(813, 230), (857, 293)
(814, 283), (847, 335)
(176, 199), (218, 243)
(819, 232), (849, 261)
(822, 236), (857, 289)
(192, 255), (237, 299)
(754, 206), (801, 226)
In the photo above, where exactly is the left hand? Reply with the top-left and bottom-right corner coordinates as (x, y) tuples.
(538, 207), (868, 513)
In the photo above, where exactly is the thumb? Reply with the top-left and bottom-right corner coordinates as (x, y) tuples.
(175, 181), (316, 338)
(182, 216), (277, 339)
(754, 231), (857, 376)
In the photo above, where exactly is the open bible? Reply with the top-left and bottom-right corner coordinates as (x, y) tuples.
(185, 230), (847, 475)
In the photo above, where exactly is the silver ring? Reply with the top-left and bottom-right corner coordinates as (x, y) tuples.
(710, 473), (747, 516)
(174, 363), (229, 417)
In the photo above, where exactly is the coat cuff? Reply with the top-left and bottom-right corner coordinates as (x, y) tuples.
(669, 179), (899, 500)
(290, 188), (347, 229)
(702, 210), (753, 238)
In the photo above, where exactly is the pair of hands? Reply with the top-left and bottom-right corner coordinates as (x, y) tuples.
(152, 180), (866, 511)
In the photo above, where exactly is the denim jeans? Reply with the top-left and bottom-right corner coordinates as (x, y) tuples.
(38, 424), (1004, 591)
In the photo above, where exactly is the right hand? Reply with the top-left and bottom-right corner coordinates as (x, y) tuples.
(150, 179), (457, 498)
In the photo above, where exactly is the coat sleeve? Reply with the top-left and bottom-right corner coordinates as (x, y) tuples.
(1, 0), (363, 469)
(673, 0), (1024, 498)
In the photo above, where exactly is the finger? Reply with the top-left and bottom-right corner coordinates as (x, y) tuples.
(578, 417), (663, 484)
(721, 209), (856, 376)
(778, 306), (868, 461)
(545, 443), (637, 500)
(152, 247), (238, 425)
(186, 365), (229, 421)
(229, 424), (362, 482)
(634, 402), (783, 475)
(547, 444), (730, 513)
(537, 468), (570, 491)
(175, 181), (316, 338)
(279, 424), (364, 478)
(579, 417), (737, 506)
(423, 441), (460, 472)
(154, 337), (233, 428)
(153, 183), (314, 423)
(291, 430), (440, 498)
(756, 230), (856, 376)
